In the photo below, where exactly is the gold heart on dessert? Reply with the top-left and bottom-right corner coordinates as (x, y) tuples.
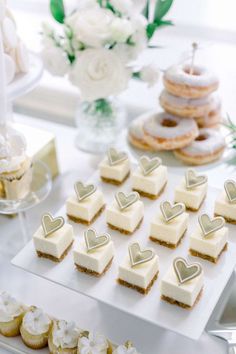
(139, 155), (162, 176)
(108, 147), (128, 166)
(84, 228), (110, 252)
(115, 191), (139, 210)
(173, 257), (202, 285)
(185, 169), (208, 190)
(74, 181), (96, 202)
(129, 242), (154, 267)
(41, 213), (65, 237)
(224, 179), (236, 204)
(160, 201), (185, 222)
(198, 213), (225, 237)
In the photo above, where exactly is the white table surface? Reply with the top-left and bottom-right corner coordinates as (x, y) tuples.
(1, 113), (234, 354)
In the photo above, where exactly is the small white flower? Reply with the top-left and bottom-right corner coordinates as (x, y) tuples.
(110, 0), (146, 17)
(110, 18), (134, 43)
(140, 65), (160, 87)
(79, 331), (108, 354)
(41, 46), (70, 76)
(114, 344), (139, 354)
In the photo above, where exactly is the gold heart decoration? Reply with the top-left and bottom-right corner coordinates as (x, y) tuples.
(173, 257), (202, 285)
(139, 155), (162, 176)
(224, 179), (236, 204)
(74, 181), (96, 202)
(41, 213), (65, 237)
(129, 242), (154, 268)
(108, 148), (128, 166)
(160, 201), (185, 222)
(185, 169), (207, 190)
(115, 191), (139, 210)
(198, 214), (225, 237)
(84, 228), (110, 252)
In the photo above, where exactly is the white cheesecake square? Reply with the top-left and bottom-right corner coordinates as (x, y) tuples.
(99, 158), (130, 183)
(174, 178), (207, 211)
(66, 190), (105, 223)
(190, 226), (228, 261)
(106, 200), (144, 233)
(132, 165), (167, 197)
(161, 266), (204, 307)
(214, 191), (236, 222)
(33, 224), (74, 260)
(73, 241), (114, 275)
(150, 212), (189, 247)
(118, 254), (159, 291)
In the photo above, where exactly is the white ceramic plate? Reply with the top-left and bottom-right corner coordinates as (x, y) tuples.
(12, 171), (236, 340)
(0, 335), (48, 354)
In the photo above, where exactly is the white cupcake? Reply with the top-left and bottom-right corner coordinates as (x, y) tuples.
(0, 292), (25, 337)
(20, 306), (52, 349)
(77, 331), (112, 353)
(48, 320), (79, 354)
(113, 341), (140, 354)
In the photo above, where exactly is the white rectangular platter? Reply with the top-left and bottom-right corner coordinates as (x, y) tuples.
(12, 171), (236, 340)
(0, 335), (48, 354)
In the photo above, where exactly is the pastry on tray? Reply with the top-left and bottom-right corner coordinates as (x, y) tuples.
(33, 212), (74, 262)
(48, 320), (79, 354)
(20, 306), (52, 349)
(189, 213), (228, 263)
(66, 181), (105, 225)
(113, 341), (140, 354)
(118, 242), (159, 295)
(150, 200), (188, 248)
(131, 155), (167, 199)
(174, 169), (208, 211)
(214, 179), (236, 224)
(74, 228), (114, 277)
(77, 330), (113, 353)
(99, 148), (130, 185)
(0, 292), (25, 337)
(106, 191), (144, 235)
(161, 257), (204, 309)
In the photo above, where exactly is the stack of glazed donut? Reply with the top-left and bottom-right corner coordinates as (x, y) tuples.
(128, 62), (226, 165)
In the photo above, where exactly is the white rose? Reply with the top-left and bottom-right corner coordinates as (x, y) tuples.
(41, 46), (69, 76)
(110, 0), (146, 16)
(66, 7), (114, 48)
(69, 48), (130, 101)
(140, 65), (160, 87)
(110, 18), (134, 43)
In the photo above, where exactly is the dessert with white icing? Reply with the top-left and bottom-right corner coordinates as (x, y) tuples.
(161, 257), (204, 308)
(128, 113), (153, 151)
(66, 181), (105, 225)
(33, 212), (74, 262)
(0, 292), (25, 337)
(118, 242), (159, 295)
(48, 320), (79, 354)
(214, 179), (236, 224)
(150, 201), (188, 248)
(132, 156), (167, 199)
(174, 169), (208, 211)
(99, 148), (130, 185)
(106, 191), (144, 234)
(189, 213), (228, 263)
(20, 306), (52, 349)
(77, 330), (112, 353)
(73, 228), (114, 277)
(113, 341), (140, 354)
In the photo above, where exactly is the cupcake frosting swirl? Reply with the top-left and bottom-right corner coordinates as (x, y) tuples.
(52, 320), (79, 349)
(0, 292), (24, 322)
(22, 307), (51, 335)
(114, 345), (139, 354)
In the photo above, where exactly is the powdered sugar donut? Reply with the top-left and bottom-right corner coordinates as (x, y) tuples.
(4, 53), (15, 84)
(143, 112), (199, 150)
(164, 63), (219, 98)
(174, 128), (225, 165)
(2, 17), (17, 50)
(128, 114), (154, 151)
(15, 41), (29, 73)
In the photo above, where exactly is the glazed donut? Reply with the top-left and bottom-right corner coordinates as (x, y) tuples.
(143, 112), (198, 151)
(174, 128), (225, 165)
(128, 114), (154, 151)
(163, 63), (219, 98)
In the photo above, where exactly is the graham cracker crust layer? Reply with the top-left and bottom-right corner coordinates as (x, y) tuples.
(215, 213), (236, 225)
(149, 229), (186, 249)
(75, 257), (113, 277)
(190, 243), (228, 264)
(118, 272), (158, 295)
(162, 288), (203, 309)
(133, 182), (167, 200)
(36, 241), (74, 262)
(107, 217), (143, 235)
(67, 204), (105, 225)
(181, 195), (206, 212)
(101, 172), (130, 186)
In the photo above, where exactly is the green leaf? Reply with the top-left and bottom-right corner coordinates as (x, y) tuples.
(146, 23), (158, 40)
(50, 0), (65, 24)
(143, 0), (150, 19)
(154, 0), (173, 21)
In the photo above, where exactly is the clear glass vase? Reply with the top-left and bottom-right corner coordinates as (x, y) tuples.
(75, 97), (126, 154)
